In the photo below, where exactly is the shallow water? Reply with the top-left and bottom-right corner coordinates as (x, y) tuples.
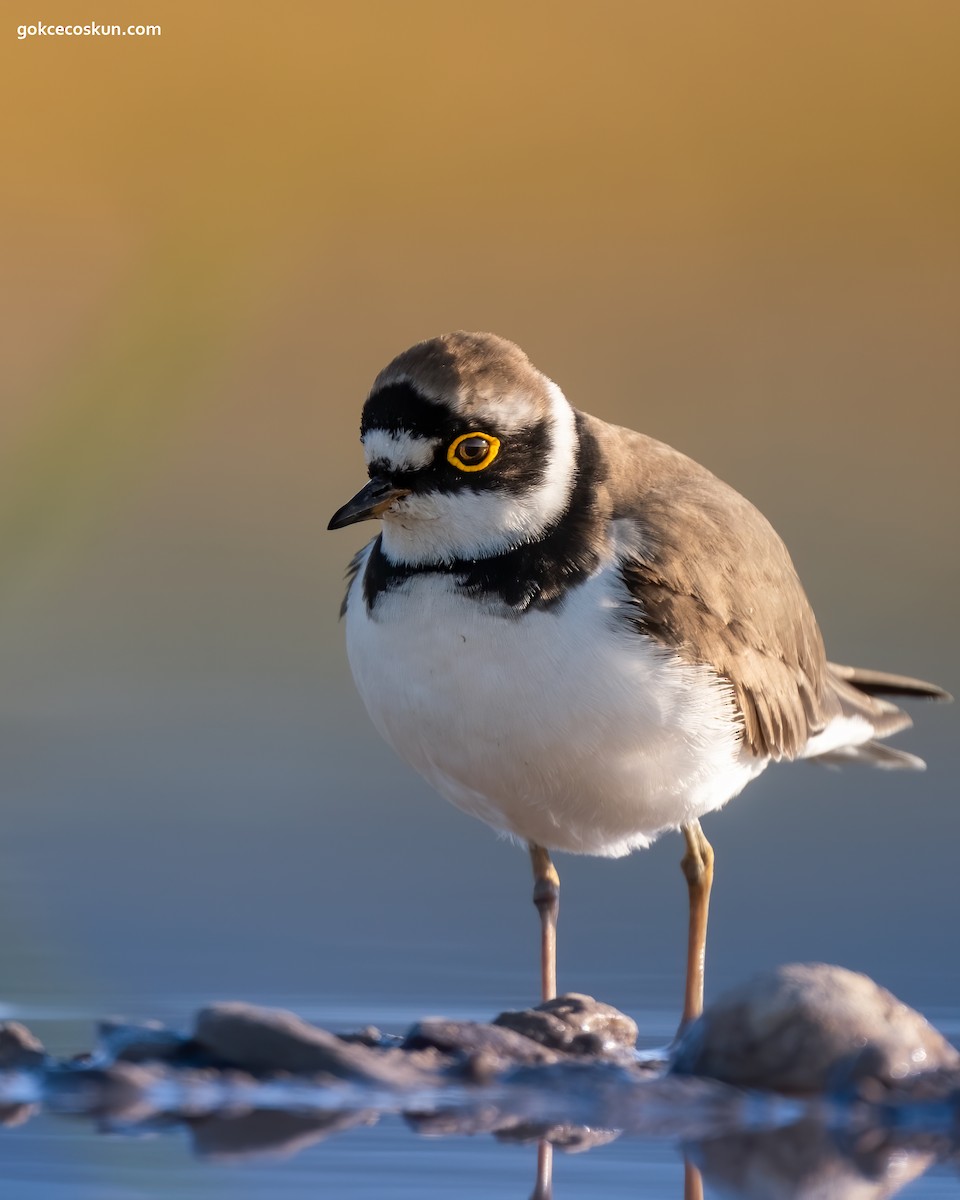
(2, 966), (960, 1198)
(0, 484), (956, 1197)
(1, 705), (959, 1198)
(2, 1054), (960, 1199)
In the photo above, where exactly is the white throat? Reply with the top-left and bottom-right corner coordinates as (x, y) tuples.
(379, 381), (579, 565)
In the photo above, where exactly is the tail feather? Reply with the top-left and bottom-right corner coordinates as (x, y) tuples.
(827, 663), (952, 703)
(807, 662), (951, 771)
(814, 741), (927, 771)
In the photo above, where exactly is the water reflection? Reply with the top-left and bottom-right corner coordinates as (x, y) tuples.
(179, 1109), (945, 1199)
(4, 1085), (954, 1199)
(689, 1121), (937, 1200)
(684, 1159), (704, 1200)
(526, 1140), (702, 1200)
(530, 1140), (553, 1200)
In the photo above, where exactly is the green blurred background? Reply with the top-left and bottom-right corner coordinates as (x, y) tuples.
(1, 2), (957, 1048)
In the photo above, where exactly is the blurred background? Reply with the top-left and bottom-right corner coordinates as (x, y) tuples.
(1, 0), (958, 1071)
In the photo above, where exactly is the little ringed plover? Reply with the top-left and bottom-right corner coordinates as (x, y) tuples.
(329, 331), (948, 1026)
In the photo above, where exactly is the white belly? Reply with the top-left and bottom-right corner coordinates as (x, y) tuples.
(344, 551), (765, 858)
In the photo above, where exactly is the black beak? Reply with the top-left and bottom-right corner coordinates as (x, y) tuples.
(328, 477), (412, 530)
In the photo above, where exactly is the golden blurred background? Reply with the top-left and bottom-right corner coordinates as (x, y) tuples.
(0, 1), (957, 1037)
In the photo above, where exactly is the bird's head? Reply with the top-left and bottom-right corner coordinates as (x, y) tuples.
(328, 332), (579, 564)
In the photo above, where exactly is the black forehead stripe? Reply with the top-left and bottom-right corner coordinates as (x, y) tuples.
(359, 380), (552, 493)
(362, 413), (604, 612)
(361, 382), (454, 437)
(395, 419), (550, 494)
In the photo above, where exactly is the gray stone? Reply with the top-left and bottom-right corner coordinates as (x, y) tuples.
(876, 1062), (960, 1105)
(672, 963), (960, 1093)
(195, 1002), (435, 1086)
(43, 1062), (167, 1122)
(404, 1017), (561, 1066)
(493, 994), (637, 1058)
(0, 1022), (45, 1071)
(98, 1019), (188, 1064)
(336, 1026), (388, 1047)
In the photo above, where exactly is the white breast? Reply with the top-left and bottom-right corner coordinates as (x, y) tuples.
(344, 544), (766, 858)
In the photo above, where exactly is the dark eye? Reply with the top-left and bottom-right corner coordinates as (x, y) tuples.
(457, 437), (490, 463)
(447, 432), (500, 472)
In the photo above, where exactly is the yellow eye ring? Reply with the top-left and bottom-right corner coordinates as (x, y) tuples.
(447, 432), (501, 472)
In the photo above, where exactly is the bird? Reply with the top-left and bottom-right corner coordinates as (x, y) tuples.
(328, 330), (948, 1028)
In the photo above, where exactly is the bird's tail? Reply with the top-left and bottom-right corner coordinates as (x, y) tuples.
(812, 663), (951, 771)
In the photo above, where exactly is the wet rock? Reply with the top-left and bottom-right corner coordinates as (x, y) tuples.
(0, 966), (956, 1175)
(336, 1026), (390, 1048)
(456, 1047), (513, 1083)
(195, 1002), (437, 1087)
(405, 994), (638, 1076)
(95, 1062), (175, 1124)
(0, 1022), (46, 1071)
(404, 1018), (561, 1067)
(835, 1046), (960, 1106)
(43, 1061), (166, 1121)
(98, 1019), (189, 1065)
(672, 963), (960, 1093)
(493, 994), (638, 1059)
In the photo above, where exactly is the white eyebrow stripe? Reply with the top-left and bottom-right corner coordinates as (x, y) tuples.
(362, 429), (440, 471)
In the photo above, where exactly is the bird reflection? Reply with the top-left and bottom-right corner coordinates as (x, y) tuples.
(178, 1109), (937, 1199)
(5, 1096), (945, 1197)
(529, 1140), (553, 1200)
(527, 1141), (702, 1200)
(684, 1158), (704, 1200)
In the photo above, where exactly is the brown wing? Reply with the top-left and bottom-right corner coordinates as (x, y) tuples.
(586, 415), (831, 759)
